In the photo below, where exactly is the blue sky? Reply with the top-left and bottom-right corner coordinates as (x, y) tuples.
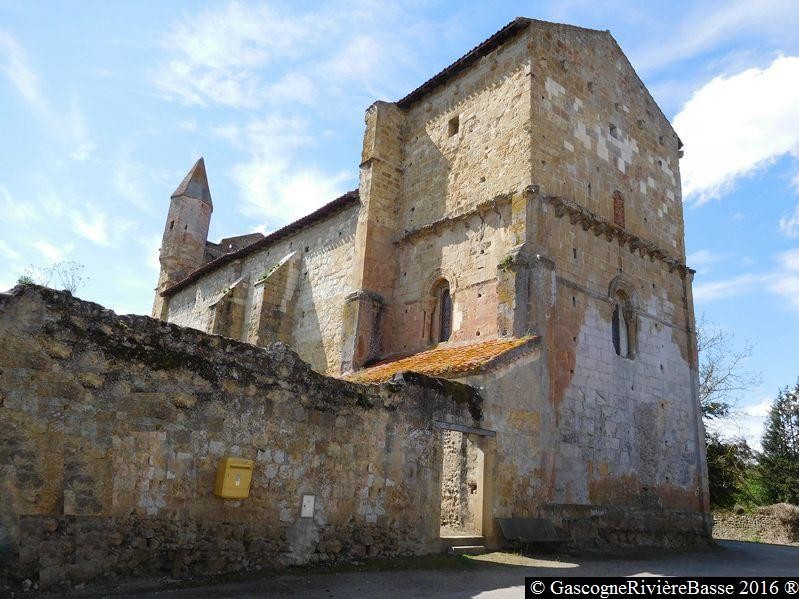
(1, 1), (798, 447)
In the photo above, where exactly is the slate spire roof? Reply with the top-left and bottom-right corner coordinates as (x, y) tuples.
(171, 157), (213, 207)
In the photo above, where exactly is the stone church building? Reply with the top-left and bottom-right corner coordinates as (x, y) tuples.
(151, 17), (709, 547)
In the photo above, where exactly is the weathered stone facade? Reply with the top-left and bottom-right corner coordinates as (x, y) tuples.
(147, 17), (709, 552)
(0, 15), (712, 590)
(0, 286), (483, 587)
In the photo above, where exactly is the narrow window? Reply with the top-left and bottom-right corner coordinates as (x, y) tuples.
(613, 190), (625, 228)
(609, 123), (618, 139)
(169, 220), (175, 230)
(439, 286), (452, 342)
(448, 115), (460, 137)
(612, 291), (633, 358)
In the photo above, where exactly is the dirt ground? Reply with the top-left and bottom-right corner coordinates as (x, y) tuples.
(20, 540), (794, 598)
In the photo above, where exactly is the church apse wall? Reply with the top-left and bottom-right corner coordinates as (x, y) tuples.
(514, 21), (707, 524)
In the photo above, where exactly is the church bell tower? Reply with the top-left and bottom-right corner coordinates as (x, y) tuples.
(151, 157), (213, 319)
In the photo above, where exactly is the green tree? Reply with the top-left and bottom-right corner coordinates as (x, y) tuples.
(758, 381), (799, 504)
(696, 317), (761, 508)
(705, 432), (753, 508)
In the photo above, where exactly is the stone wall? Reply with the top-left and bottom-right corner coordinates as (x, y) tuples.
(439, 430), (482, 535)
(166, 203), (358, 374)
(713, 508), (799, 545)
(0, 285), (482, 589)
(384, 31), (532, 356)
(514, 24), (706, 522)
(463, 342), (709, 548)
(537, 194), (706, 516)
(526, 22), (684, 256)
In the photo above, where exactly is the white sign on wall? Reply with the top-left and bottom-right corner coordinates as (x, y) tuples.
(301, 494), (315, 518)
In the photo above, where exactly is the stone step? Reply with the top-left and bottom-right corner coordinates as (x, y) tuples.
(449, 545), (486, 556)
(441, 535), (485, 547)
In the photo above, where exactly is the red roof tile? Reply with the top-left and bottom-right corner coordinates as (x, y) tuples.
(348, 336), (539, 383)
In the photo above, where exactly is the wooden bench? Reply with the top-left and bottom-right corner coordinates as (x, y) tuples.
(497, 517), (571, 552)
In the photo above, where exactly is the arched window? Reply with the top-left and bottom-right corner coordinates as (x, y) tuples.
(439, 284), (452, 342)
(430, 279), (453, 343)
(613, 294), (630, 358)
(609, 276), (638, 359)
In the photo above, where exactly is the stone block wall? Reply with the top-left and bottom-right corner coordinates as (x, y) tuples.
(0, 285), (482, 589)
(713, 507), (799, 545)
(525, 22), (684, 257)
(439, 430), (481, 535)
(382, 31), (533, 358)
(166, 203), (358, 374)
(537, 196), (707, 517)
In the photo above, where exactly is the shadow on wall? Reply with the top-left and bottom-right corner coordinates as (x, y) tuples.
(290, 231), (357, 374)
(387, 124), (449, 358)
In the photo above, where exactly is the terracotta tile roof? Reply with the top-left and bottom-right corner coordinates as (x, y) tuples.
(348, 336), (540, 384)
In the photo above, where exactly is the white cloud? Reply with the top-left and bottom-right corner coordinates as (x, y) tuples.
(112, 155), (152, 211)
(30, 240), (73, 262)
(634, 0), (799, 73)
(152, 0), (422, 110)
(693, 273), (765, 303)
(686, 249), (724, 274)
(152, 1), (319, 108)
(71, 211), (111, 246)
(710, 395), (772, 451)
(0, 239), (21, 261)
(0, 30), (47, 111)
(780, 204), (799, 238)
(694, 248), (799, 309)
(779, 248), (799, 271)
(674, 56), (799, 204)
(140, 235), (161, 272)
(265, 72), (315, 105)
(212, 114), (313, 153)
(232, 159), (352, 225)
(69, 141), (97, 162)
(0, 184), (36, 223)
(211, 114), (355, 225)
(0, 31), (93, 152)
(179, 118), (197, 132)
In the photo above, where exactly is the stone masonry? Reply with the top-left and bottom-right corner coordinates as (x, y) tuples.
(148, 17), (709, 550)
(0, 286), (483, 588)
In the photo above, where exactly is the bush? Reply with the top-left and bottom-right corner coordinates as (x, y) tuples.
(773, 503), (799, 526)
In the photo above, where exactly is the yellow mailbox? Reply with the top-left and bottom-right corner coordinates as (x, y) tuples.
(214, 457), (254, 499)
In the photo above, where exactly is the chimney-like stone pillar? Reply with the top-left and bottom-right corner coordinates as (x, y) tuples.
(496, 186), (552, 338)
(341, 101), (404, 373)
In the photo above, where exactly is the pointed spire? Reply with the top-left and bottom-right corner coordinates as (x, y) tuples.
(171, 157), (212, 207)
